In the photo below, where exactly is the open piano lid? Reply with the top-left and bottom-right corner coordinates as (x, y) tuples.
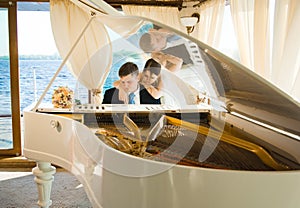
(48, 0), (300, 137)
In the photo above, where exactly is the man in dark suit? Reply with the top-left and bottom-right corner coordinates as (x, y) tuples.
(102, 62), (161, 104)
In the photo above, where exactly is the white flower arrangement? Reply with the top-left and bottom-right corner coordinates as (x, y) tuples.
(52, 86), (73, 108)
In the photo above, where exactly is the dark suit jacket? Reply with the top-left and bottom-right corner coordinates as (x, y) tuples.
(162, 44), (193, 65)
(102, 84), (161, 104)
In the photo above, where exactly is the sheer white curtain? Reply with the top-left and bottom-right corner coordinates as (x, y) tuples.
(50, 0), (112, 90)
(122, 5), (182, 31)
(50, 0), (145, 104)
(194, 0), (225, 48)
(271, 0), (300, 101)
(230, 0), (270, 75)
(122, 0), (225, 48)
(230, 0), (300, 102)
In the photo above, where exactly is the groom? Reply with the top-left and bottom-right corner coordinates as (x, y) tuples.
(102, 62), (161, 104)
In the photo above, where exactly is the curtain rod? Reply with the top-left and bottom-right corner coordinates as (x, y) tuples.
(11, 0), (207, 8)
(104, 0), (207, 8)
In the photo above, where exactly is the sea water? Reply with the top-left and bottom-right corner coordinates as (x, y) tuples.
(0, 59), (120, 149)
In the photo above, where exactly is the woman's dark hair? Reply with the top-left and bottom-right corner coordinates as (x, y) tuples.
(142, 59), (161, 88)
(143, 58), (161, 76)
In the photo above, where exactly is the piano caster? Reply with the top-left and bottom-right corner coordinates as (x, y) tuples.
(32, 162), (56, 208)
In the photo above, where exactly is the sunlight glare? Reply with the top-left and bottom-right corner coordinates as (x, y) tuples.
(18, 11), (58, 56)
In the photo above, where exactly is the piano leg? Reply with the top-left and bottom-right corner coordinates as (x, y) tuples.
(32, 162), (56, 208)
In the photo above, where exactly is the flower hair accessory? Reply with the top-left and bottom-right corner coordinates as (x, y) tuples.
(52, 86), (73, 108)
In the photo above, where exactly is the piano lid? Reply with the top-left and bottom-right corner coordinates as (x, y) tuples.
(48, 0), (300, 136)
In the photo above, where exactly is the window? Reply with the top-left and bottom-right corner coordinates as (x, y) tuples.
(0, 1), (21, 155)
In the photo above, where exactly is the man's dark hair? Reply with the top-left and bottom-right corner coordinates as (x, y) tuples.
(139, 33), (155, 52)
(118, 62), (139, 77)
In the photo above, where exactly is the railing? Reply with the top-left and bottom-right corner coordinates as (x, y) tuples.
(0, 114), (12, 118)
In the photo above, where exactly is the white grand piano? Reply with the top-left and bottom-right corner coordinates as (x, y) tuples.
(23, 0), (300, 208)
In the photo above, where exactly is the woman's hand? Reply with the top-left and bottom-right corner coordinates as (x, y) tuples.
(151, 51), (167, 65)
(151, 51), (183, 72)
(118, 86), (128, 103)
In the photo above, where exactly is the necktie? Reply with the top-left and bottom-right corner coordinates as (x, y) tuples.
(128, 92), (135, 104)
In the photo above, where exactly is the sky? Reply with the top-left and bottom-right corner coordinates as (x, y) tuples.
(0, 11), (10, 56)
(0, 10), (58, 56)
(0, 9), (124, 57)
(18, 11), (58, 55)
